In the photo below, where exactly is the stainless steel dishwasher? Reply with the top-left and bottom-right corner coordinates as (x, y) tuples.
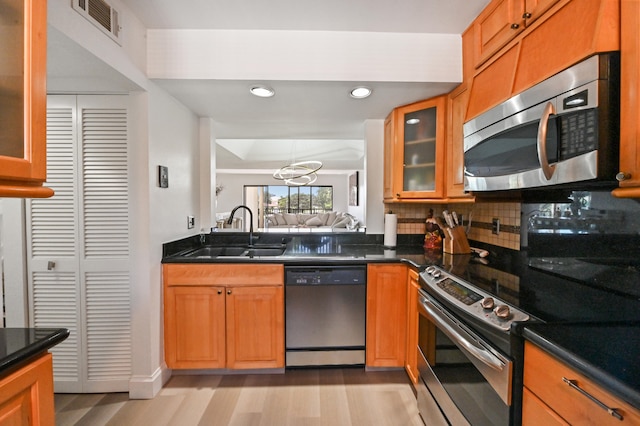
(285, 265), (366, 367)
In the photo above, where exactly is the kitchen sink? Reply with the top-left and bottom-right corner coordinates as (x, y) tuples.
(244, 247), (286, 257)
(183, 246), (248, 257)
(182, 245), (286, 258)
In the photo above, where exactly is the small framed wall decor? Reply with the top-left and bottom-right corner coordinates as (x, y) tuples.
(158, 165), (169, 188)
(349, 171), (359, 206)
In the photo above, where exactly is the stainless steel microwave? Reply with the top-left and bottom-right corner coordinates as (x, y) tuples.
(463, 53), (620, 192)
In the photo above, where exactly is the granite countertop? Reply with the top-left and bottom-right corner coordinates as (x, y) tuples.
(521, 323), (640, 409)
(161, 232), (438, 268)
(0, 328), (70, 374)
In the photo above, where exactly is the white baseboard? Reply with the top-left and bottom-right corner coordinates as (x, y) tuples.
(128, 365), (171, 399)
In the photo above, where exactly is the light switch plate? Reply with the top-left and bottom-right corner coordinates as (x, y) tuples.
(158, 165), (169, 188)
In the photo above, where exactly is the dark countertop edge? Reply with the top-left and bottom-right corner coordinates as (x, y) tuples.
(521, 326), (640, 409)
(162, 255), (427, 270)
(0, 328), (70, 375)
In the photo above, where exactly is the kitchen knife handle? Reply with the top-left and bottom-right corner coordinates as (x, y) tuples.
(442, 210), (455, 228)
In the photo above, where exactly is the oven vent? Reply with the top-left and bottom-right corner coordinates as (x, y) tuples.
(72, 0), (122, 45)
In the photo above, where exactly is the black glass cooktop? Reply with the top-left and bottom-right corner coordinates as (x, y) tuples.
(439, 250), (640, 325)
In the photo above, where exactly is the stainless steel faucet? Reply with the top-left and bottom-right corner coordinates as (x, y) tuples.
(228, 205), (253, 246)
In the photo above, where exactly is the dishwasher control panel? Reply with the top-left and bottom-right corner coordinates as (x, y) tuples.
(285, 266), (366, 285)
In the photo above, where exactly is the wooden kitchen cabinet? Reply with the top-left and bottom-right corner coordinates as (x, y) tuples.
(0, 353), (55, 426)
(366, 264), (407, 367)
(383, 96), (447, 201)
(164, 286), (226, 369)
(163, 264), (284, 370)
(225, 285), (284, 369)
(467, 0), (619, 120)
(523, 342), (640, 425)
(0, 0), (53, 198)
(473, 0), (526, 67)
(405, 268), (420, 384)
(612, 0), (640, 198)
(446, 84), (474, 200)
(383, 112), (398, 201)
(473, 0), (559, 67)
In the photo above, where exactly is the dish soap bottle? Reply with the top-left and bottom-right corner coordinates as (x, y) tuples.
(424, 209), (443, 250)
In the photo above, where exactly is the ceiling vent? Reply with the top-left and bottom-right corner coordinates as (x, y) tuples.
(72, 0), (122, 45)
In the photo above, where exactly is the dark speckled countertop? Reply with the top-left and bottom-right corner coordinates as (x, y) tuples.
(0, 328), (69, 375)
(161, 232), (438, 268)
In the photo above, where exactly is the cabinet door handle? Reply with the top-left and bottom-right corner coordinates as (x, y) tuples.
(523, 12), (532, 19)
(511, 23), (520, 30)
(562, 377), (624, 421)
(227, 290), (232, 295)
(217, 290), (222, 295)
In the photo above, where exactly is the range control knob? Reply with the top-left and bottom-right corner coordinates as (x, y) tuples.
(494, 305), (511, 319)
(481, 297), (495, 310)
(431, 270), (441, 278)
(425, 266), (436, 274)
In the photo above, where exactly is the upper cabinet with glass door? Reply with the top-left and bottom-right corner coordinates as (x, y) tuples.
(384, 96), (447, 201)
(0, 0), (52, 198)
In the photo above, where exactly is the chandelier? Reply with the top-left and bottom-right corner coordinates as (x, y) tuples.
(273, 160), (323, 186)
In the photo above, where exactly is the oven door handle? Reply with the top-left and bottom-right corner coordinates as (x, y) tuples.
(420, 296), (506, 372)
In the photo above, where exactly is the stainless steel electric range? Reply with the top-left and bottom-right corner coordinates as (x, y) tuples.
(416, 253), (640, 426)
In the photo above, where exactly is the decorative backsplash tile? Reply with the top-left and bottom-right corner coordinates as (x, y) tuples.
(385, 201), (521, 250)
(385, 190), (640, 252)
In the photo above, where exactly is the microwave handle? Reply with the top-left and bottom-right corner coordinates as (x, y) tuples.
(537, 101), (557, 180)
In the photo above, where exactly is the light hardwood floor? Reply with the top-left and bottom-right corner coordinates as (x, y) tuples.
(54, 368), (424, 426)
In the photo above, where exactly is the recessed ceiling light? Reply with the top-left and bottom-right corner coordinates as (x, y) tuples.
(250, 85), (275, 98)
(350, 86), (372, 99)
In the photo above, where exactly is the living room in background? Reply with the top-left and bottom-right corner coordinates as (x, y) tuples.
(244, 185), (333, 228)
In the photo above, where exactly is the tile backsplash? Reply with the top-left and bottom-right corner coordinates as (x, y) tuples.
(385, 190), (640, 252)
(385, 201), (521, 250)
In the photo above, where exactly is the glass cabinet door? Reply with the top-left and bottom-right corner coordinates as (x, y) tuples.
(0, 0), (51, 198)
(393, 96), (446, 199)
(403, 106), (437, 192)
(0, 0), (24, 159)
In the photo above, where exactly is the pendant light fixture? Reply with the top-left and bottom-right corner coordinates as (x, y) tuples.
(273, 160), (323, 186)
(272, 142), (322, 186)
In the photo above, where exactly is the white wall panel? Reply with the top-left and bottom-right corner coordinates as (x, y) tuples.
(147, 30), (462, 83)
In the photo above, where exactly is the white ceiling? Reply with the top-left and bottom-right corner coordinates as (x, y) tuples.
(48, 0), (491, 172)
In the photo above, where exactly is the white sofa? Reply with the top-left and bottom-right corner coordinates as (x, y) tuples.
(265, 212), (357, 229)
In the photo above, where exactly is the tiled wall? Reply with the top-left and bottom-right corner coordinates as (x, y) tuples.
(385, 201), (521, 250)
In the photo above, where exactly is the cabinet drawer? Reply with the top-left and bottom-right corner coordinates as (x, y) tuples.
(524, 342), (640, 425)
(522, 387), (569, 425)
(164, 264), (284, 286)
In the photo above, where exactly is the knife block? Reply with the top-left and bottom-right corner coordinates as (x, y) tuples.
(443, 226), (471, 254)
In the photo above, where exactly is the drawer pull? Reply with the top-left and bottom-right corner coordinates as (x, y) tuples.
(562, 377), (623, 421)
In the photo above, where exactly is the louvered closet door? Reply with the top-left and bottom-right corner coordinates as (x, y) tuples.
(26, 95), (131, 393)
